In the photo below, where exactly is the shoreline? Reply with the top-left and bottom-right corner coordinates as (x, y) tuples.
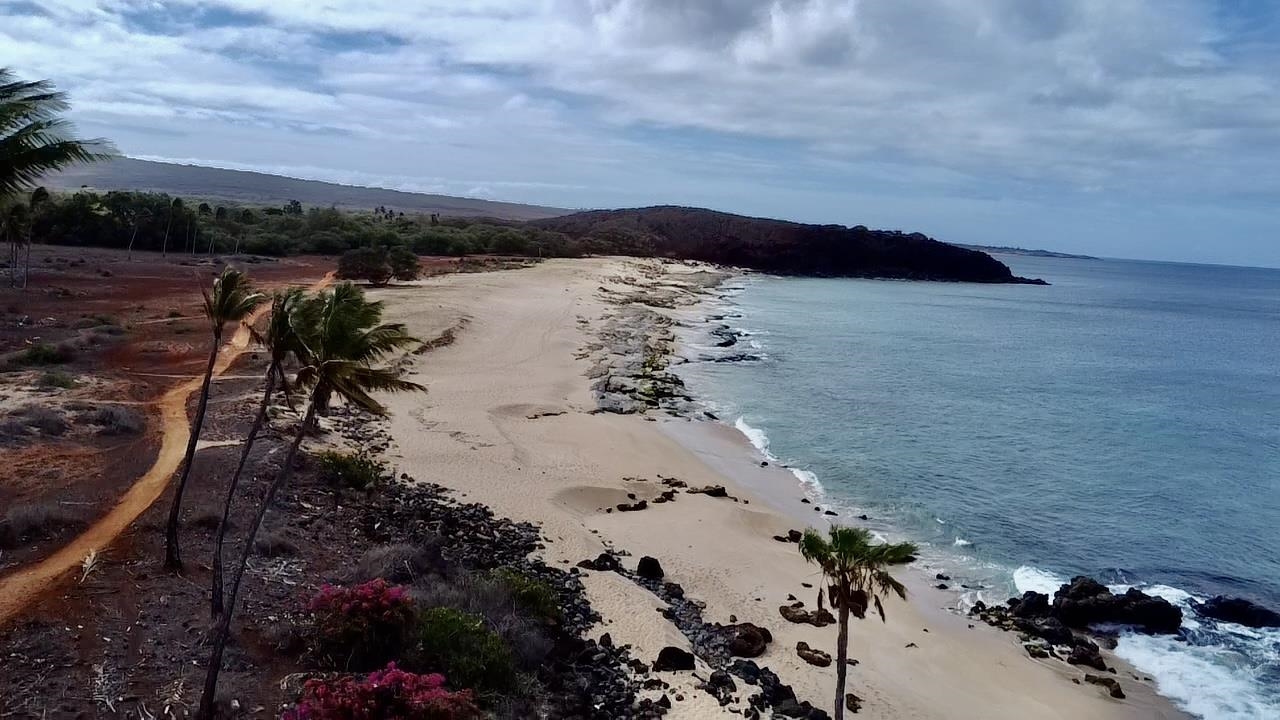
(372, 257), (1186, 719)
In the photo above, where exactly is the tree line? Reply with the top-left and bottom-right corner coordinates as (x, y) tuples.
(24, 189), (592, 260)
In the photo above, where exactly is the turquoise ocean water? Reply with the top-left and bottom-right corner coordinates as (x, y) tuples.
(675, 255), (1280, 719)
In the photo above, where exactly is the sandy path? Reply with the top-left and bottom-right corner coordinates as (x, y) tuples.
(0, 273), (332, 626)
(375, 258), (1185, 720)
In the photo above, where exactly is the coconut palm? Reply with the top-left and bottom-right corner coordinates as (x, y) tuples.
(799, 526), (917, 720)
(163, 268), (265, 570)
(162, 197), (181, 257)
(208, 288), (305, 617)
(1, 201), (27, 287)
(196, 282), (422, 719)
(0, 68), (112, 198)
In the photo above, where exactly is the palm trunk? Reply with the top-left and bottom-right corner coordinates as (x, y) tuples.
(197, 401), (318, 720)
(22, 236), (30, 289)
(210, 366), (278, 617)
(163, 210), (172, 257)
(164, 328), (222, 570)
(835, 602), (850, 720)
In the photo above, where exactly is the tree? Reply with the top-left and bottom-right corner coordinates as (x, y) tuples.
(337, 246), (392, 286)
(163, 268), (265, 570)
(209, 288), (304, 617)
(163, 197), (181, 257)
(799, 526), (917, 720)
(198, 202), (212, 216)
(196, 282), (422, 719)
(0, 68), (112, 199)
(387, 245), (420, 280)
(214, 205), (227, 222)
(1, 202), (27, 288)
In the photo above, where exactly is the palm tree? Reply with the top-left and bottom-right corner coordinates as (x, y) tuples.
(163, 268), (265, 570)
(196, 282), (422, 719)
(163, 197), (181, 257)
(208, 288), (304, 617)
(1, 201), (27, 287)
(799, 526), (917, 720)
(0, 68), (112, 198)
(23, 186), (48, 286)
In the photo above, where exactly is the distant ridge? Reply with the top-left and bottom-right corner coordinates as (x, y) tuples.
(39, 157), (568, 221)
(958, 244), (1098, 260)
(533, 206), (1048, 284)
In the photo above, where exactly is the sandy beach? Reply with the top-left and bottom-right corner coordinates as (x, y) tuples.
(372, 257), (1186, 720)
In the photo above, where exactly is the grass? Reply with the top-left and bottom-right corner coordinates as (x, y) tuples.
(83, 406), (144, 435)
(315, 449), (387, 492)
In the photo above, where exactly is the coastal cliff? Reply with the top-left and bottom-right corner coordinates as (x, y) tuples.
(531, 206), (1047, 284)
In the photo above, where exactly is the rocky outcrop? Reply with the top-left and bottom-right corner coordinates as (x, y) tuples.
(1084, 674), (1126, 699)
(1193, 596), (1280, 628)
(636, 556), (664, 581)
(1052, 577), (1182, 633)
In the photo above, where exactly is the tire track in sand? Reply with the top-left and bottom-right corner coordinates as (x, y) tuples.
(0, 272), (333, 626)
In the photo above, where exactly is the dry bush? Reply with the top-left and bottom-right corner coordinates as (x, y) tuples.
(254, 530), (298, 558)
(82, 406), (144, 435)
(0, 503), (87, 548)
(17, 405), (68, 436)
(347, 541), (446, 585)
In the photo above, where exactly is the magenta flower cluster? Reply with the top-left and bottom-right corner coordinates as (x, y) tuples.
(283, 663), (479, 720)
(306, 579), (416, 669)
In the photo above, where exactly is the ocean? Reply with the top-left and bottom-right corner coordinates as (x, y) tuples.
(674, 254), (1280, 720)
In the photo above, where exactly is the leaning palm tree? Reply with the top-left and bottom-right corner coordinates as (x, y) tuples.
(0, 68), (112, 198)
(799, 526), (918, 720)
(208, 288), (305, 617)
(164, 268), (265, 570)
(196, 282), (422, 719)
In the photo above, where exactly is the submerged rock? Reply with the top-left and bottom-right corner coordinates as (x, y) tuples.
(1194, 596), (1280, 629)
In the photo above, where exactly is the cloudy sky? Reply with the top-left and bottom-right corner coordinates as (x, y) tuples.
(4, 1), (1279, 265)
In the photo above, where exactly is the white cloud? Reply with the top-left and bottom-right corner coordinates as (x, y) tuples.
(3, 0), (1279, 263)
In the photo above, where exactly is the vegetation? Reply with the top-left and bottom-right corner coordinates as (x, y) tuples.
(315, 448), (388, 498)
(410, 607), (517, 695)
(197, 281), (423, 719)
(799, 526), (918, 720)
(0, 68), (113, 286)
(283, 664), (480, 720)
(14, 342), (73, 366)
(164, 267), (264, 571)
(37, 370), (76, 388)
(26, 189), (587, 259)
(492, 568), (561, 624)
(306, 579), (417, 670)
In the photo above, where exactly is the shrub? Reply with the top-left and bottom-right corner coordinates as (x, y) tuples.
(17, 406), (68, 436)
(491, 568), (561, 624)
(283, 664), (480, 720)
(17, 343), (72, 366)
(254, 530), (298, 557)
(306, 579), (416, 670)
(349, 542), (446, 585)
(409, 607), (516, 694)
(315, 450), (386, 492)
(84, 406), (144, 435)
(410, 574), (552, 673)
(0, 503), (87, 549)
(37, 371), (76, 389)
(387, 245), (420, 281)
(337, 247), (392, 286)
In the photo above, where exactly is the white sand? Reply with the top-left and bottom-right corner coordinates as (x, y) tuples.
(373, 258), (1185, 720)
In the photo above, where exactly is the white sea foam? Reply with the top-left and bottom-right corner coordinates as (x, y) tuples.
(734, 417), (772, 457)
(952, 537), (973, 547)
(1012, 565), (1067, 595)
(789, 467), (825, 492)
(1116, 632), (1280, 720)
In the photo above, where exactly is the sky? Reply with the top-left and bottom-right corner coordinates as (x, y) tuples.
(3, 1), (1279, 266)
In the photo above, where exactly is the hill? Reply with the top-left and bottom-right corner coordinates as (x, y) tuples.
(532, 206), (1046, 284)
(958, 244), (1098, 260)
(39, 157), (567, 221)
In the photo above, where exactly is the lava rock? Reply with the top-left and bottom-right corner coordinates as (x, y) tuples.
(653, 646), (696, 672)
(1193, 596), (1280, 628)
(779, 603), (836, 627)
(1010, 591), (1050, 618)
(577, 553), (623, 572)
(796, 641), (832, 667)
(1053, 577), (1182, 633)
(1067, 644), (1108, 671)
(637, 556), (665, 580)
(1084, 674), (1126, 699)
(723, 623), (773, 658)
